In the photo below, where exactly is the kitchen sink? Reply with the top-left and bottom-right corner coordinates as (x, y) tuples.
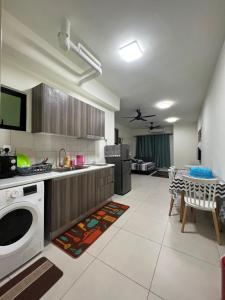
(53, 166), (89, 172)
(86, 163), (108, 166)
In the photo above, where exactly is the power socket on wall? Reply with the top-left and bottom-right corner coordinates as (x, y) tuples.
(0, 145), (12, 154)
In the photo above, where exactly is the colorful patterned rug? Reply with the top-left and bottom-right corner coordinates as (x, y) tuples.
(52, 201), (129, 258)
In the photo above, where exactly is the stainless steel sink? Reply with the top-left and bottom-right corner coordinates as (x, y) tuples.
(53, 166), (89, 172)
(86, 163), (108, 166)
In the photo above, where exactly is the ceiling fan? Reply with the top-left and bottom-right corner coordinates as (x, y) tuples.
(121, 109), (156, 123)
(147, 122), (162, 130)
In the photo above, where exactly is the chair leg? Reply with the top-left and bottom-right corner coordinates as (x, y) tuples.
(192, 208), (197, 223)
(180, 192), (185, 222)
(212, 211), (222, 245)
(169, 197), (174, 216)
(181, 205), (188, 233)
(216, 207), (222, 232)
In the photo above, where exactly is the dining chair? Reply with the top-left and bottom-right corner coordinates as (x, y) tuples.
(168, 166), (177, 216)
(181, 175), (221, 245)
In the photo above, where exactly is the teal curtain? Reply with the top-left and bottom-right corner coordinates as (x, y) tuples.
(136, 134), (171, 168)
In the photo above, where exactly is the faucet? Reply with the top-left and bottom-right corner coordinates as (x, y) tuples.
(59, 148), (66, 167)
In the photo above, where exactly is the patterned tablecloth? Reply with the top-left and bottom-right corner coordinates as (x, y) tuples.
(169, 170), (225, 223)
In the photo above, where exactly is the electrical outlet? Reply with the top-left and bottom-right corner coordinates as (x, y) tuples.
(3, 145), (12, 153)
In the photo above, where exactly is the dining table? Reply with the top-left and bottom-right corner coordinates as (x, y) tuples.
(169, 169), (225, 223)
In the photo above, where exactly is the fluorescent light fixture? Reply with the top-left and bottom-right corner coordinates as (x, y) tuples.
(155, 100), (174, 109)
(119, 41), (143, 62)
(165, 117), (180, 123)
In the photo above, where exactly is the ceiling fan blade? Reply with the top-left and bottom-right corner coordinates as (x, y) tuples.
(121, 116), (135, 118)
(142, 114), (156, 118)
(140, 118), (147, 121)
(129, 118), (136, 123)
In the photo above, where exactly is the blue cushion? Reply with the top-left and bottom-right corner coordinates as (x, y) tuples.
(189, 167), (214, 179)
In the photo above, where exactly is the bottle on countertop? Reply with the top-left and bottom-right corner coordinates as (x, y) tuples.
(64, 153), (71, 168)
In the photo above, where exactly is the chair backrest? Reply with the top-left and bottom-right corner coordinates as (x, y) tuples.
(182, 175), (219, 208)
(168, 166), (176, 183)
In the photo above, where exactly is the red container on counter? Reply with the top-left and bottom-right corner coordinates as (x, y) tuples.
(76, 154), (85, 166)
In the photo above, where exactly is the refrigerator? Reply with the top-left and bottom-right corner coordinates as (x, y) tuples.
(105, 144), (131, 195)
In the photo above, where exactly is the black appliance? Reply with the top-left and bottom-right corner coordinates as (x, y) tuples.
(105, 144), (131, 195)
(0, 156), (17, 179)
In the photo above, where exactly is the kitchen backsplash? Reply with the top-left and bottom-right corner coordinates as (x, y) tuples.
(0, 129), (105, 167)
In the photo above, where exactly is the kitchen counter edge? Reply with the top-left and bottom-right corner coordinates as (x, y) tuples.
(0, 164), (115, 190)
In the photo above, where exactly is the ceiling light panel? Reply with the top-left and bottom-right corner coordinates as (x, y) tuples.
(119, 41), (143, 63)
(165, 117), (180, 123)
(155, 100), (174, 109)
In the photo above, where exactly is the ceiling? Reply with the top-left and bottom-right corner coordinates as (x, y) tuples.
(3, 0), (225, 128)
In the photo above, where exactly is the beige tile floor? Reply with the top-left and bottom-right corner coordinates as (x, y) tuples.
(1, 174), (223, 299)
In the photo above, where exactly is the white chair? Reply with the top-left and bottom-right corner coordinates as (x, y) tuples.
(181, 175), (221, 244)
(168, 166), (177, 216)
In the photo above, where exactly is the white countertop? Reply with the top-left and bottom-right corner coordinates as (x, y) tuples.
(0, 164), (114, 190)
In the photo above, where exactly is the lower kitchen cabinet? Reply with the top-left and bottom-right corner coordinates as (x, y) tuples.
(46, 167), (114, 239)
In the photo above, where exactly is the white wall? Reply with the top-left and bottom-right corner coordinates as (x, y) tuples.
(173, 123), (198, 168)
(198, 40), (225, 180)
(0, 11), (119, 164)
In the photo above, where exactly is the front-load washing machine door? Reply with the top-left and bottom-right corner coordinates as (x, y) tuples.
(0, 202), (40, 257)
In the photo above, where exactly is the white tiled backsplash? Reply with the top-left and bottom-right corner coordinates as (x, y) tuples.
(0, 129), (105, 167)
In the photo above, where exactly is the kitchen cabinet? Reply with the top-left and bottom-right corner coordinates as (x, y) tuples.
(86, 104), (105, 139)
(67, 96), (82, 137)
(32, 83), (105, 139)
(47, 167), (114, 239)
(32, 83), (68, 135)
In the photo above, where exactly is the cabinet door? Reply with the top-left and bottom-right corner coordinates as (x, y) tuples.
(51, 177), (71, 232)
(42, 84), (68, 135)
(87, 171), (96, 211)
(77, 173), (88, 215)
(80, 102), (87, 138)
(99, 110), (105, 138)
(95, 168), (114, 206)
(69, 176), (80, 221)
(32, 83), (68, 135)
(77, 172), (97, 213)
(86, 104), (94, 137)
(86, 104), (105, 139)
(67, 96), (82, 137)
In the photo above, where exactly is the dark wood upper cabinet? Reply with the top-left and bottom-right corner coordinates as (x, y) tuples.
(32, 83), (105, 139)
(32, 83), (68, 135)
(86, 103), (105, 139)
(67, 95), (82, 137)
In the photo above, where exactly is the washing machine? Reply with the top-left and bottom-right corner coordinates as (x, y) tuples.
(0, 181), (44, 279)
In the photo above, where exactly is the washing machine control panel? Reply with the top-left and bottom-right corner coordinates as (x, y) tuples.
(0, 182), (43, 209)
(0, 188), (23, 207)
(8, 190), (21, 199)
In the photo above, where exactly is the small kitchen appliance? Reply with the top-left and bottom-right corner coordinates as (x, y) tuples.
(0, 156), (17, 179)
